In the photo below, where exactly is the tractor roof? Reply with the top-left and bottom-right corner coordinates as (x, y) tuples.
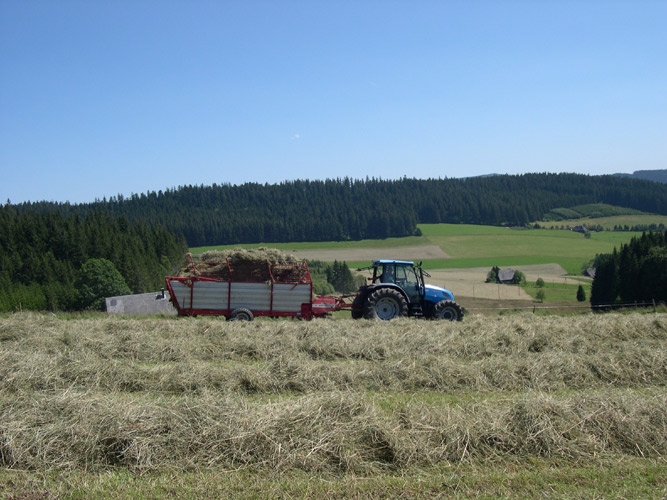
(373, 260), (415, 266)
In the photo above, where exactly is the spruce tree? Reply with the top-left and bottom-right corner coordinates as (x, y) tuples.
(576, 285), (586, 302)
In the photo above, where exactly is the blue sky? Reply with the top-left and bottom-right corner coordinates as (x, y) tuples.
(1, 1), (666, 204)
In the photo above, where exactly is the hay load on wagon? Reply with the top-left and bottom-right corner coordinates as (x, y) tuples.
(175, 248), (304, 282)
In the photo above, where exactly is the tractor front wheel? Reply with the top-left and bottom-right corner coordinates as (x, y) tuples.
(364, 288), (408, 320)
(432, 300), (463, 321)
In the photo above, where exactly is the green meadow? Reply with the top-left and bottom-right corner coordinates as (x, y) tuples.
(541, 214), (667, 230)
(194, 234), (427, 253)
(416, 224), (642, 274)
(193, 222), (651, 275)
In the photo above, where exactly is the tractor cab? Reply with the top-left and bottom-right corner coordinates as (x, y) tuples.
(370, 260), (423, 304)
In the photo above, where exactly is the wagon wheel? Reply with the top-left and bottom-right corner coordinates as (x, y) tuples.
(228, 308), (254, 321)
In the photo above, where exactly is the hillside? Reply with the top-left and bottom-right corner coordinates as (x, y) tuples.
(9, 172), (667, 247)
(615, 169), (667, 184)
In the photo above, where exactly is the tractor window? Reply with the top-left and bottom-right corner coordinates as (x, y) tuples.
(395, 265), (408, 284)
(403, 265), (422, 303)
(404, 266), (419, 285)
(381, 264), (395, 283)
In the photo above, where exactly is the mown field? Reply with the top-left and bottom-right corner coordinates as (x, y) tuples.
(1, 312), (666, 498)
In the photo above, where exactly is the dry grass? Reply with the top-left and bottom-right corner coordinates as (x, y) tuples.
(175, 248), (301, 278)
(1, 312), (666, 475)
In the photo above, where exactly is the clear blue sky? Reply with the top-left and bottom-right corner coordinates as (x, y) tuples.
(1, 1), (665, 204)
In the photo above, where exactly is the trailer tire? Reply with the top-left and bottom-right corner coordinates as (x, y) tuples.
(363, 288), (408, 320)
(432, 300), (463, 321)
(228, 308), (254, 321)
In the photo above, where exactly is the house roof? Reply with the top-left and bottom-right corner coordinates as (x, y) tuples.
(498, 269), (516, 282)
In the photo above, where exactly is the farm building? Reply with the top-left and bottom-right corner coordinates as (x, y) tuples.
(497, 269), (516, 284)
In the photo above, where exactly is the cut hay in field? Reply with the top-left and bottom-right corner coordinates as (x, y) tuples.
(174, 248), (306, 282)
(2, 312), (667, 474)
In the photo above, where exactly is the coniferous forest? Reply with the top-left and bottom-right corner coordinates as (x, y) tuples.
(3, 172), (667, 311)
(0, 208), (187, 311)
(590, 230), (667, 307)
(10, 173), (667, 247)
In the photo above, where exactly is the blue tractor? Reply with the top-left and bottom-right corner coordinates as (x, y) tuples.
(350, 260), (463, 321)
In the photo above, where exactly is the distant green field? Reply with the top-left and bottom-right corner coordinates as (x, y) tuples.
(191, 221), (654, 275)
(193, 235), (426, 253)
(540, 214), (667, 230)
(418, 224), (642, 274)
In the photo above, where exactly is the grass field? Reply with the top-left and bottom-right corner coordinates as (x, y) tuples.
(192, 221), (650, 275)
(541, 214), (667, 230)
(1, 312), (666, 498)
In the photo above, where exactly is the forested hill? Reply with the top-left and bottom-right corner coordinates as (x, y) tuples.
(617, 169), (667, 184)
(11, 173), (667, 247)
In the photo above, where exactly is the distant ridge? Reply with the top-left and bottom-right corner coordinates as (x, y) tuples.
(474, 170), (667, 183)
(615, 169), (667, 184)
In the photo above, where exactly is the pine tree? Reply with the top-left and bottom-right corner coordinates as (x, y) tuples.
(576, 285), (586, 302)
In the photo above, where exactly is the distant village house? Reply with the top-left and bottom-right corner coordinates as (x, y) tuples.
(497, 269), (516, 284)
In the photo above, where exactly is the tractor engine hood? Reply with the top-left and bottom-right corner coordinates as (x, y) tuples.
(424, 284), (455, 303)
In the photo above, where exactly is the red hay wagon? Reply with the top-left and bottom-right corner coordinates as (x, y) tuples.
(165, 254), (344, 320)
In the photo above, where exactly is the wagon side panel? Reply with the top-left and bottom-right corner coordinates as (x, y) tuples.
(167, 279), (192, 312)
(192, 280), (229, 311)
(272, 283), (312, 312)
(229, 282), (271, 311)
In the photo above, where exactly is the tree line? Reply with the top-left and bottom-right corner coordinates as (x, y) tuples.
(4, 172), (667, 312)
(590, 230), (667, 307)
(0, 207), (187, 312)
(10, 173), (667, 247)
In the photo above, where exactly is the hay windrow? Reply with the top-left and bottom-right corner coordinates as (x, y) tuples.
(1, 389), (665, 473)
(1, 311), (666, 473)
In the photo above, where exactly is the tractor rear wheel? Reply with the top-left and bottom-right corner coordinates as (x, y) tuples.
(363, 288), (408, 320)
(432, 300), (463, 321)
